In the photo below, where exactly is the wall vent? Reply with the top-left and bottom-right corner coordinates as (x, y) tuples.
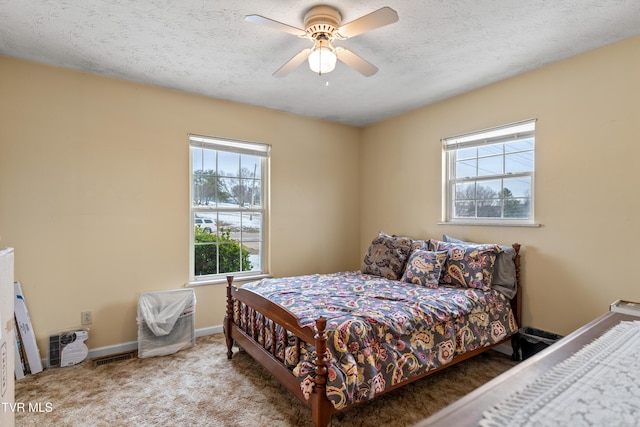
(92, 351), (136, 366)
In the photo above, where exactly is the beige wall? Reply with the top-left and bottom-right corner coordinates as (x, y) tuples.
(2, 34), (639, 356)
(0, 57), (361, 352)
(361, 35), (640, 336)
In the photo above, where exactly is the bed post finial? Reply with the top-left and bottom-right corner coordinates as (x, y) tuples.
(312, 316), (331, 427)
(225, 275), (234, 359)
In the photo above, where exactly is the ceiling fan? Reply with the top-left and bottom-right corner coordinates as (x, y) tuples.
(245, 5), (399, 77)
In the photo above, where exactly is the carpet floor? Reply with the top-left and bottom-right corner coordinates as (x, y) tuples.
(14, 334), (517, 426)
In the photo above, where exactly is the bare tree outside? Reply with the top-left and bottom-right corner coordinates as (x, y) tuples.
(455, 184), (530, 219)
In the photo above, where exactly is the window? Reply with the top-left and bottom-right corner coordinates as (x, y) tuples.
(189, 134), (270, 283)
(443, 119), (535, 224)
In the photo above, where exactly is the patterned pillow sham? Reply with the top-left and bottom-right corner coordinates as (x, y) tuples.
(430, 239), (502, 290)
(410, 239), (430, 252)
(362, 232), (412, 280)
(400, 250), (448, 288)
(443, 234), (518, 299)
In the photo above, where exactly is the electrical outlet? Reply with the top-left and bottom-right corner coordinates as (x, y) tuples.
(81, 310), (93, 325)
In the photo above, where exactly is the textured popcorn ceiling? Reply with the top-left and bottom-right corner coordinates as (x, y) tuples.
(1, 1), (639, 126)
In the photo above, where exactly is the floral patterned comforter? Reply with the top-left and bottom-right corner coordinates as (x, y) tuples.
(242, 271), (518, 409)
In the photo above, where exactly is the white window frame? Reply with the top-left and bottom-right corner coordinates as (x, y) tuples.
(442, 119), (537, 226)
(188, 134), (270, 285)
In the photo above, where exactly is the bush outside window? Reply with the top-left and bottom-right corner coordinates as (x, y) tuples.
(190, 135), (269, 281)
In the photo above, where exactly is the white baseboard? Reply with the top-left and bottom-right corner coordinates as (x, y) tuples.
(86, 324), (510, 360)
(195, 325), (223, 337)
(87, 324), (223, 360)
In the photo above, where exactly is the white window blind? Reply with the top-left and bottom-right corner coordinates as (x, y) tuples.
(190, 134), (270, 157)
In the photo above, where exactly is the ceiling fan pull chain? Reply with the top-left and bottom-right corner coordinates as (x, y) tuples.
(319, 40), (323, 76)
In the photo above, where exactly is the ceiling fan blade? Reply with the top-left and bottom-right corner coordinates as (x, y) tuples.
(245, 15), (306, 37)
(336, 7), (399, 39)
(335, 47), (378, 77)
(273, 48), (312, 78)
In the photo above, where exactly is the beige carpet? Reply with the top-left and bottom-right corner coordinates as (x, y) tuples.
(15, 334), (516, 426)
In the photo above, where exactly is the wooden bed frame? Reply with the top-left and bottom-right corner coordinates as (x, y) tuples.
(224, 243), (522, 427)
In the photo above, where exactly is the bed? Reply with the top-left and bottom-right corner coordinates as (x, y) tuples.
(224, 233), (522, 427)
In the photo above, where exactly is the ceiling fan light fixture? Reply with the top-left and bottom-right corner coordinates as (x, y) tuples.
(246, 6), (399, 78)
(308, 42), (336, 74)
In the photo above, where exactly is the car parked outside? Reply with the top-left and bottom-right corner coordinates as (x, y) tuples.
(195, 218), (215, 233)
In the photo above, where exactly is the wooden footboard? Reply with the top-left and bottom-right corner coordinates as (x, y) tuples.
(224, 275), (336, 426)
(224, 243), (522, 427)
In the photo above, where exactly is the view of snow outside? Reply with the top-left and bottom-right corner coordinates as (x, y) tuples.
(194, 208), (262, 271)
(192, 145), (264, 273)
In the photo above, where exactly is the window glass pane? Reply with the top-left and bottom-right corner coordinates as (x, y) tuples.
(505, 152), (534, 173)
(477, 200), (502, 217)
(203, 147), (216, 172)
(192, 147), (204, 205)
(192, 174), (204, 207)
(455, 182), (475, 200)
(227, 222), (241, 242)
(244, 241), (261, 272)
(192, 148), (220, 207)
(230, 179), (245, 207)
(218, 177), (238, 205)
(454, 200), (476, 217)
(477, 180), (501, 199)
(236, 179), (250, 207)
(504, 198), (530, 218)
(244, 178), (261, 207)
(217, 210), (237, 230)
(242, 212), (261, 273)
(218, 241), (240, 274)
(478, 144), (503, 157)
(242, 212), (261, 239)
(456, 159), (476, 178)
(192, 147), (203, 172)
(241, 154), (261, 178)
(505, 138), (534, 153)
(194, 213), (217, 234)
(478, 156), (502, 176)
(194, 233), (218, 277)
(457, 147), (476, 160)
(218, 151), (239, 176)
(503, 176), (531, 198)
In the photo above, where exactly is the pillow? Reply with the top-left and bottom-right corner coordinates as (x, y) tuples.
(410, 239), (430, 252)
(401, 250), (448, 288)
(443, 235), (518, 299)
(430, 239), (501, 290)
(362, 232), (412, 280)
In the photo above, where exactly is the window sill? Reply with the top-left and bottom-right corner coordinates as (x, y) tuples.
(186, 273), (272, 287)
(438, 221), (541, 228)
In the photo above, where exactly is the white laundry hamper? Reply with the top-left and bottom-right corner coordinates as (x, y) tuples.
(137, 288), (196, 358)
